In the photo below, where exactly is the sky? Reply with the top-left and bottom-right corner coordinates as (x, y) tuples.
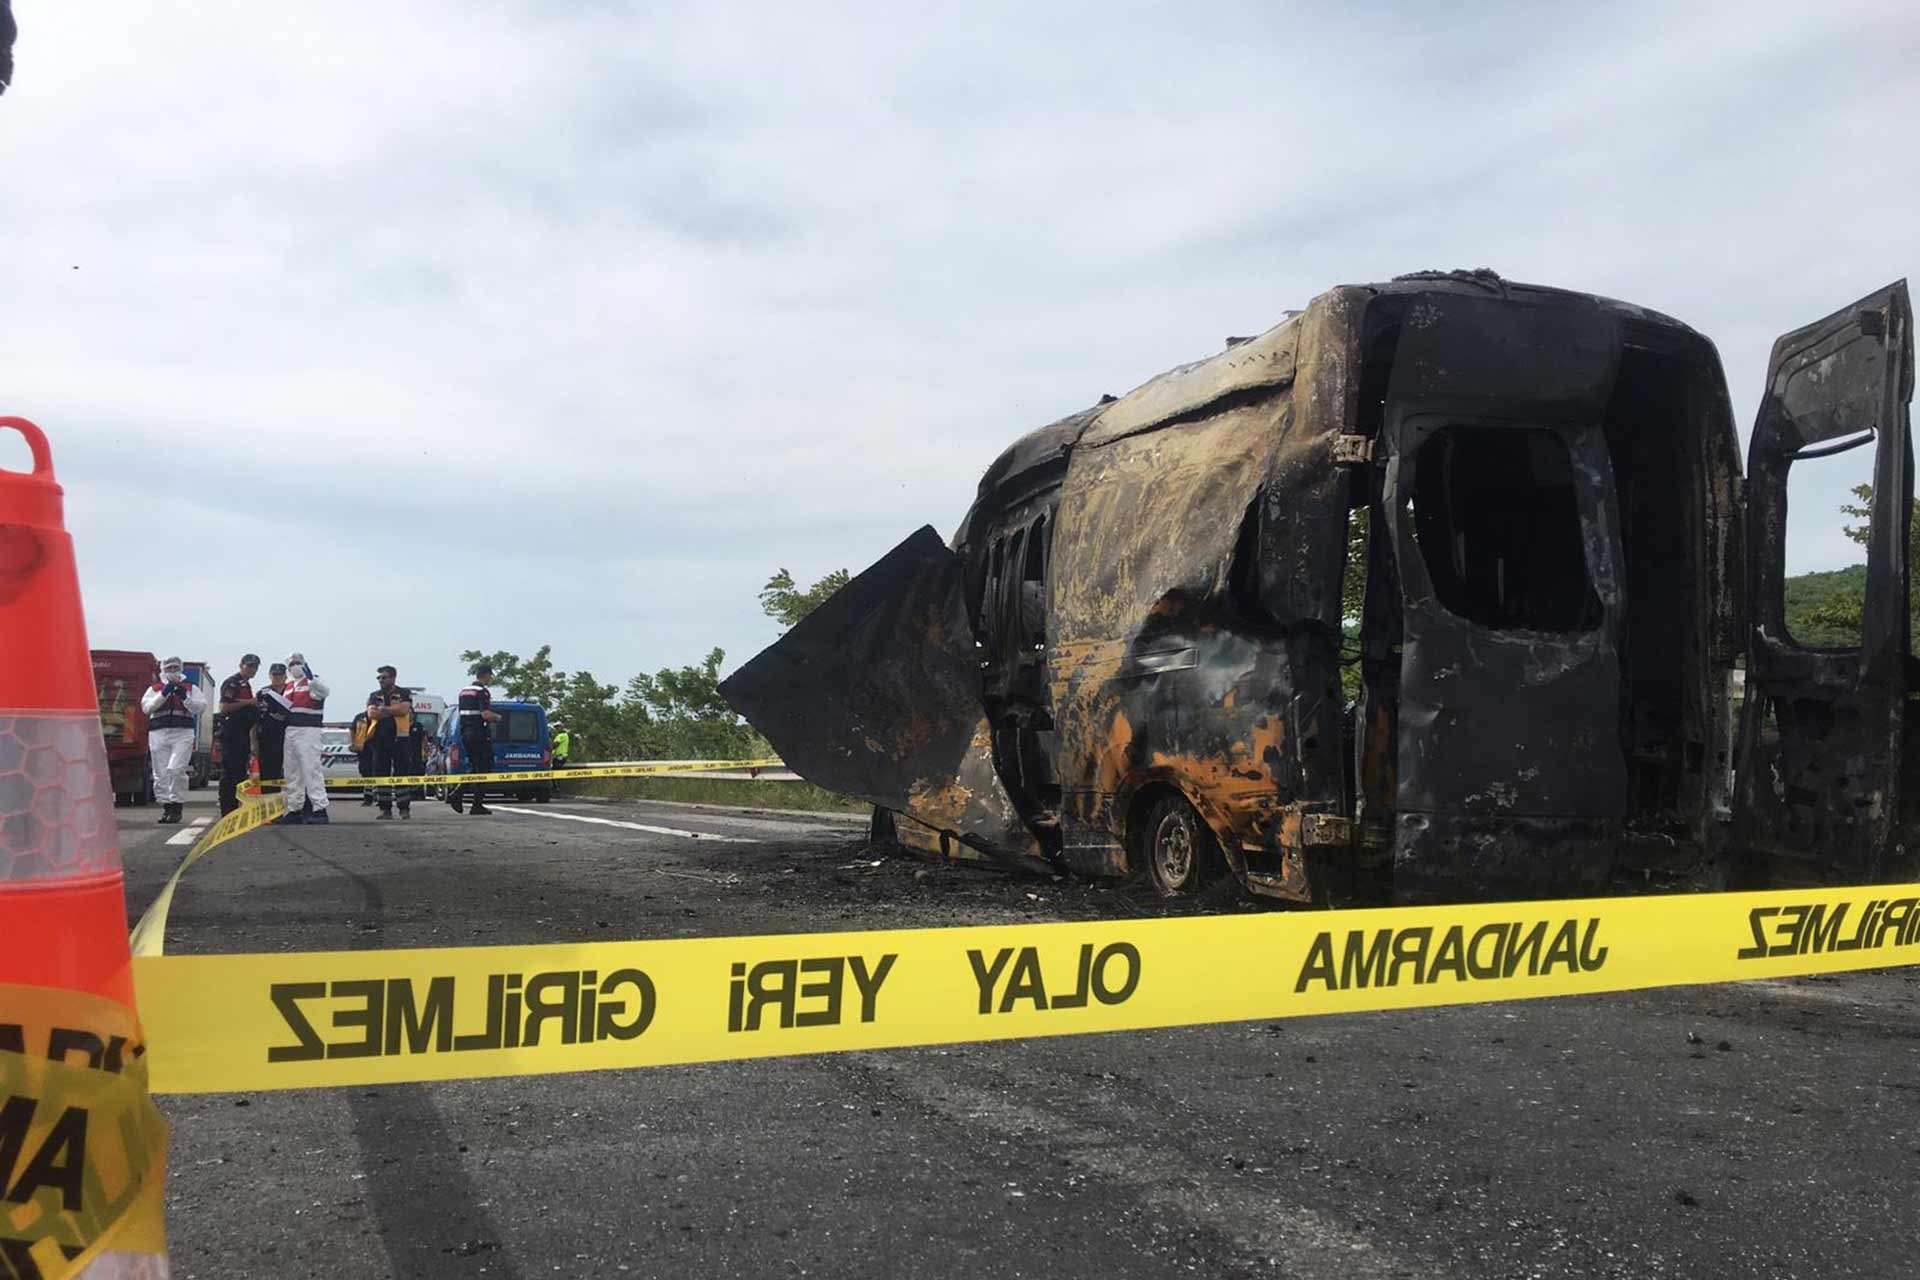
(3, 1), (1917, 701)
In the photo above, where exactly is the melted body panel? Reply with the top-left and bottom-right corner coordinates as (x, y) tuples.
(726, 271), (1915, 904)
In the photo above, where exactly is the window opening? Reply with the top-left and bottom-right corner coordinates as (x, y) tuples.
(1024, 516), (1047, 581)
(1020, 516), (1048, 648)
(981, 538), (1005, 638)
(1000, 528), (1026, 632)
(1407, 426), (1599, 633)
(1339, 505), (1368, 696)
(1781, 431), (1873, 649)
(496, 710), (543, 743)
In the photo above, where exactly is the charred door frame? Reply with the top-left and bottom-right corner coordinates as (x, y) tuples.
(1736, 281), (1915, 885)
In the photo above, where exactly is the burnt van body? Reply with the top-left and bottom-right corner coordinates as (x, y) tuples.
(722, 271), (1914, 904)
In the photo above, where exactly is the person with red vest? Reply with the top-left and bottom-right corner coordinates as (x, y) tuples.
(139, 655), (205, 824)
(274, 651), (332, 825)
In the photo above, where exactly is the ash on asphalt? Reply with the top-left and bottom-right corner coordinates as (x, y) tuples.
(685, 835), (1250, 931)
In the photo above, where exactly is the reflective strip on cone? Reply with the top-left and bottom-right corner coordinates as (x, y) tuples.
(0, 713), (131, 1005)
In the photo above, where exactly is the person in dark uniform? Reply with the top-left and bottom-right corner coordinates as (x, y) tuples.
(256, 661), (291, 798)
(366, 665), (419, 820)
(217, 653), (262, 815)
(448, 663), (501, 815)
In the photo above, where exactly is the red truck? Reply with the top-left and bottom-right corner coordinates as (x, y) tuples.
(92, 649), (157, 807)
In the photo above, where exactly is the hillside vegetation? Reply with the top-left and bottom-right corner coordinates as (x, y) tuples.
(1783, 564), (1868, 648)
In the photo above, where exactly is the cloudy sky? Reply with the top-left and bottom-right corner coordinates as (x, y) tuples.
(4, 2), (1916, 702)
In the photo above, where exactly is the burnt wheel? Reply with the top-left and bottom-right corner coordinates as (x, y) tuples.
(1138, 793), (1220, 897)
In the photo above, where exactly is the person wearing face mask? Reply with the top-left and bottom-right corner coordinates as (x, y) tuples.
(140, 656), (206, 824)
(275, 652), (331, 825)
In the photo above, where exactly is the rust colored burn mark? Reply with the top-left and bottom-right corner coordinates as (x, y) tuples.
(1360, 700), (1395, 817)
(1095, 710), (1134, 795)
(893, 708), (938, 755)
(906, 776), (979, 831)
(1144, 711), (1289, 846)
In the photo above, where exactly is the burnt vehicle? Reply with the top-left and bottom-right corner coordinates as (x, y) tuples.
(722, 271), (1914, 904)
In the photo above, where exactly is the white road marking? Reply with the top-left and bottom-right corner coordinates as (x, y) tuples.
(490, 805), (759, 844)
(547, 801), (861, 839)
(165, 827), (200, 846)
(192, 817), (212, 826)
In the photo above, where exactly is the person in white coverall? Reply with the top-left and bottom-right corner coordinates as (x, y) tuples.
(273, 652), (332, 825)
(140, 656), (205, 825)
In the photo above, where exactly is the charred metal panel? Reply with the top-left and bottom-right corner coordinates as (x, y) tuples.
(1736, 281), (1914, 886)
(718, 526), (1043, 863)
(1048, 400), (1295, 877)
(1047, 302), (1353, 897)
(957, 406), (1102, 840)
(1386, 294), (1619, 417)
(1255, 289), (1369, 634)
(1381, 294), (1630, 901)
(1081, 320), (1298, 448)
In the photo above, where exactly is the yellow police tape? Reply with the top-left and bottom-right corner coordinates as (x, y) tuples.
(127, 759), (785, 958)
(315, 758), (786, 789)
(128, 793), (280, 959)
(130, 880), (1920, 1094)
(1, 985), (169, 1277)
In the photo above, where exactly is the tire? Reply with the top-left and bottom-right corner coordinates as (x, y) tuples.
(532, 787), (552, 803)
(1136, 793), (1220, 898)
(139, 778), (155, 807)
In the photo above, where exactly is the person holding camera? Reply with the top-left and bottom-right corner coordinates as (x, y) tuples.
(140, 656), (205, 825)
(274, 652), (331, 825)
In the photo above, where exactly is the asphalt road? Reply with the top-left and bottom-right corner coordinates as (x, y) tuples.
(118, 789), (1920, 1279)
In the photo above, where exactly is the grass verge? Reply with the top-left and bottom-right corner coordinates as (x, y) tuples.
(571, 775), (870, 814)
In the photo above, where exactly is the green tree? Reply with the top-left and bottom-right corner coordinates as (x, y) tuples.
(1788, 484), (1920, 645)
(760, 567), (849, 630)
(552, 669), (627, 757)
(1339, 506), (1368, 701)
(623, 647), (769, 759)
(452, 645), (767, 762)
(460, 644), (568, 706)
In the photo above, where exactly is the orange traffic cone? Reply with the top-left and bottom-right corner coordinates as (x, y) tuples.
(0, 418), (131, 1006)
(1, 417), (170, 1276)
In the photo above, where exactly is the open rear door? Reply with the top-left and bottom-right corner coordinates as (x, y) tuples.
(1736, 281), (1915, 885)
(719, 526), (1045, 864)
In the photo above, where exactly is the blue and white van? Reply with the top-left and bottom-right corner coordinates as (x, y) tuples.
(438, 699), (554, 801)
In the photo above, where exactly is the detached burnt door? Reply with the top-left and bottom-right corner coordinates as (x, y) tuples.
(1737, 281), (1915, 885)
(717, 525), (1045, 864)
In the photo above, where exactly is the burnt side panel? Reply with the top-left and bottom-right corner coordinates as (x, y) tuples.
(719, 525), (1042, 859)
